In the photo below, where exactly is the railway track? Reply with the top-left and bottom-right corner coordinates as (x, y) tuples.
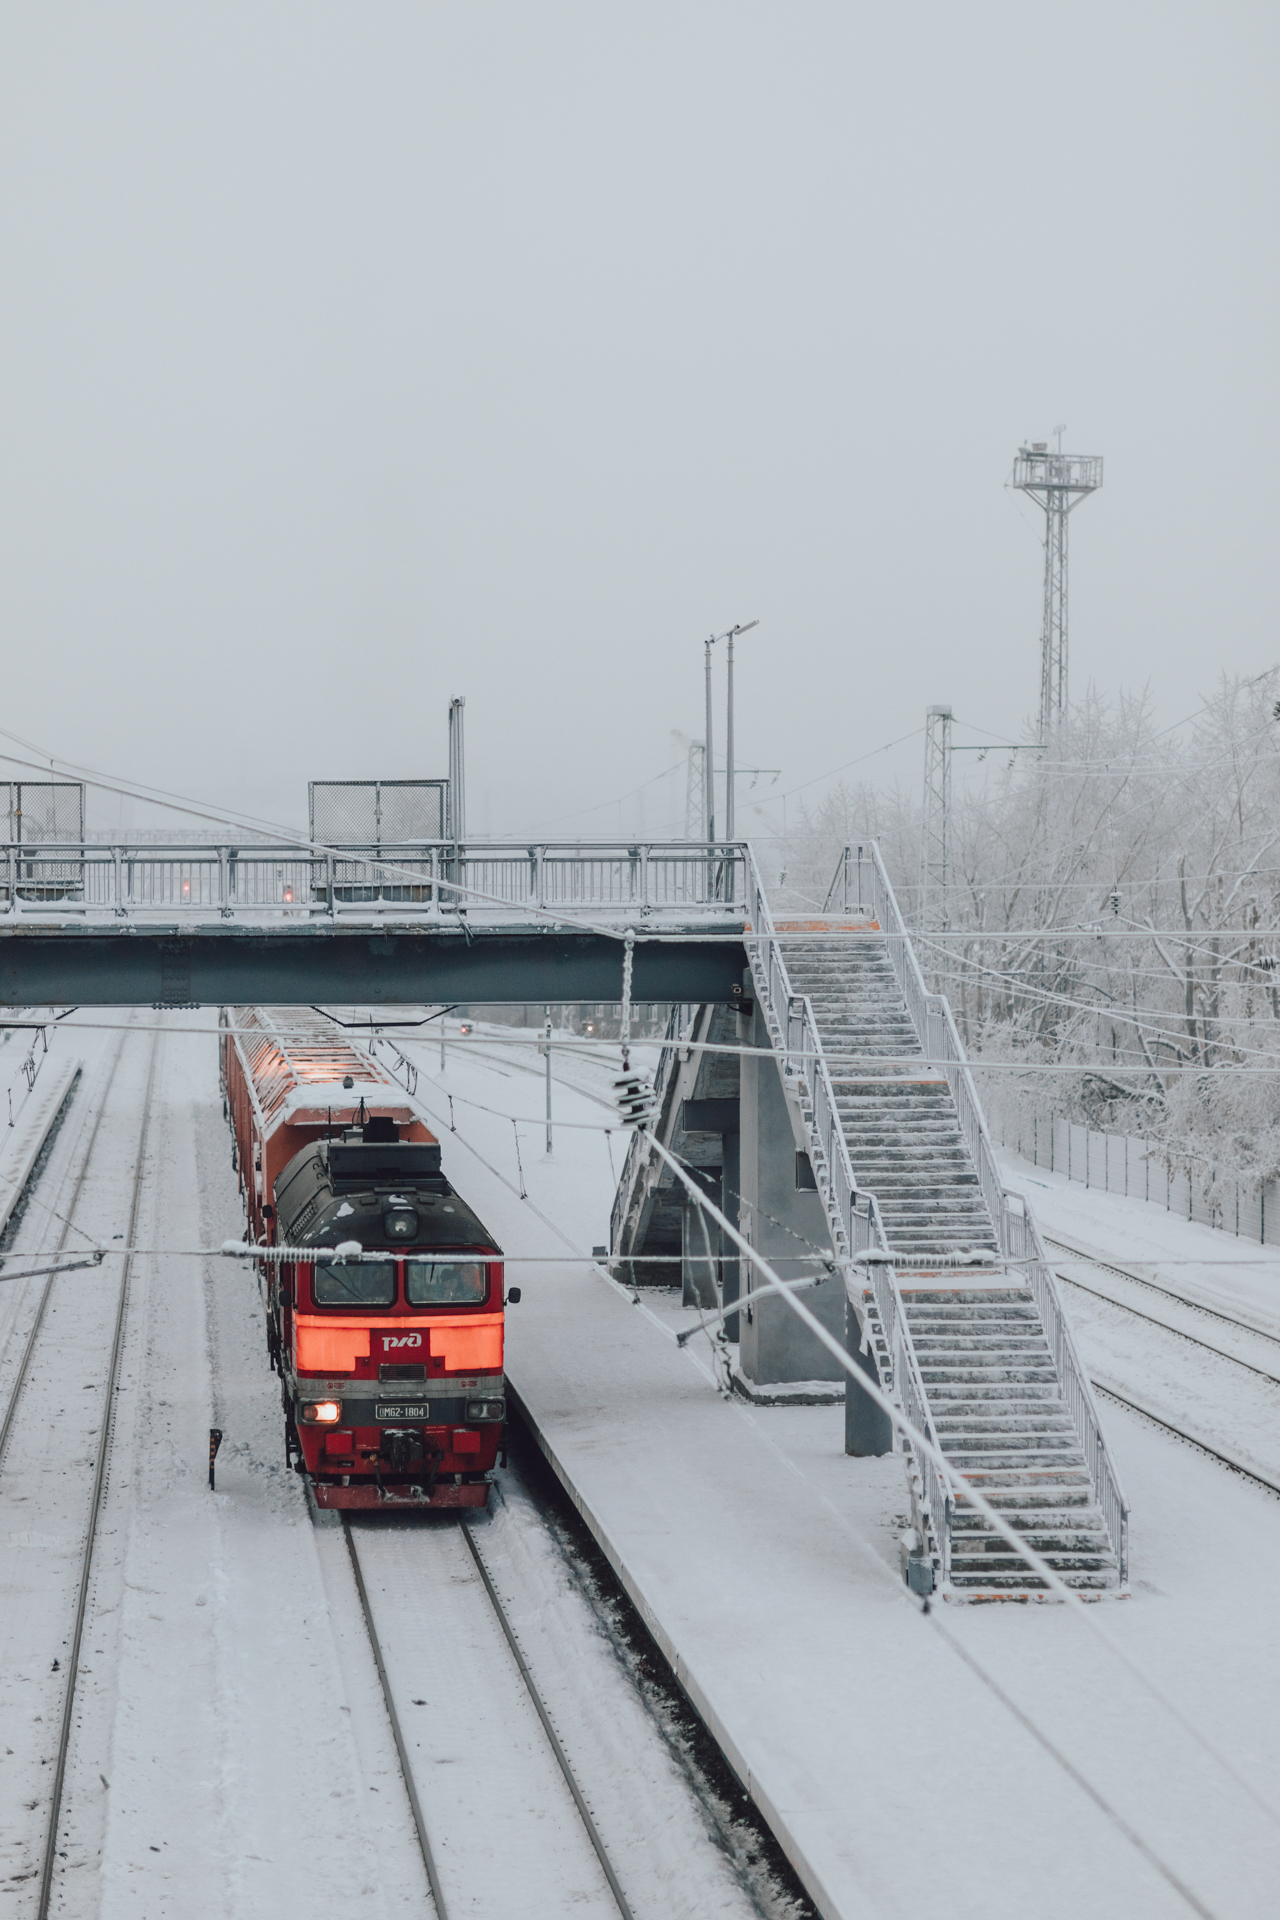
(1045, 1233), (1280, 1499)
(342, 1512), (636, 1920)
(1090, 1378), (1280, 1498)
(1046, 1232), (1280, 1383)
(0, 1025), (159, 1919)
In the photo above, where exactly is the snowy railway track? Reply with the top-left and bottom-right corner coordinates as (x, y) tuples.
(1046, 1233), (1280, 1383)
(1043, 1235), (1280, 1498)
(1090, 1380), (1280, 1498)
(0, 1025), (159, 1919)
(342, 1512), (636, 1920)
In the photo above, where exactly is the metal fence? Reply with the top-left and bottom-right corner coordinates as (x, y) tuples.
(0, 786), (85, 899)
(308, 781), (448, 844)
(1000, 1110), (1280, 1245)
(0, 841), (749, 920)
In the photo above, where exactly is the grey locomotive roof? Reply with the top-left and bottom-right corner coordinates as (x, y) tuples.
(273, 1138), (500, 1253)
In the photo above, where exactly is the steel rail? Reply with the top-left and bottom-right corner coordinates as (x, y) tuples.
(37, 1026), (160, 1920)
(1055, 1271), (1280, 1387)
(458, 1518), (637, 1920)
(0, 1028), (128, 1475)
(341, 1519), (450, 1920)
(1045, 1233), (1280, 1353)
(1092, 1380), (1280, 1499)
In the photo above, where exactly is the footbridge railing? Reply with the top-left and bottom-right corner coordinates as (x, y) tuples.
(744, 846), (950, 1576)
(745, 849), (885, 1270)
(0, 840), (750, 923)
(824, 845), (1006, 1236)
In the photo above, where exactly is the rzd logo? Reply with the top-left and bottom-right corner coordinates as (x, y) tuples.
(381, 1332), (423, 1352)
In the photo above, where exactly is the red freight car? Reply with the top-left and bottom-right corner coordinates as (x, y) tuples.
(220, 1007), (506, 1509)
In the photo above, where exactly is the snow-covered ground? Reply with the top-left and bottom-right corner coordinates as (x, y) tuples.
(397, 1022), (1280, 1920)
(0, 1015), (782, 1919)
(1001, 1150), (1280, 1486)
(3, 1011), (1279, 1919)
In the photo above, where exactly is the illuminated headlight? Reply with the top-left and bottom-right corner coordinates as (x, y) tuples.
(466, 1398), (505, 1422)
(301, 1401), (342, 1424)
(384, 1206), (419, 1240)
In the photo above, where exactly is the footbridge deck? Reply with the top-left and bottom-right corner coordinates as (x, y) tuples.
(0, 840), (749, 1005)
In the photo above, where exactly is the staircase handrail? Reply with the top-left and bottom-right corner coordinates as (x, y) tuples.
(863, 1256), (951, 1586)
(832, 844), (1007, 1250)
(822, 846), (853, 913)
(823, 842), (1127, 1586)
(1001, 1192), (1131, 1583)
(924, 993), (1012, 1252)
(743, 849), (886, 1266)
(610, 1001), (686, 1257)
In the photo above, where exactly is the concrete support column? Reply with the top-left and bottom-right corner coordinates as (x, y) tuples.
(722, 1126), (740, 1339)
(844, 1297), (894, 1456)
(738, 991), (845, 1384)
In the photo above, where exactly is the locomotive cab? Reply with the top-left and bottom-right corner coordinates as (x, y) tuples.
(271, 1122), (505, 1509)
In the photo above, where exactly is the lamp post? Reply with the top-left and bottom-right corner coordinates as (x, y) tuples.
(705, 620), (759, 843)
(704, 635), (716, 842)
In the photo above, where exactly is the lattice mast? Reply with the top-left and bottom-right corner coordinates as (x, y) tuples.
(920, 705), (952, 931)
(684, 742), (707, 839)
(1011, 433), (1102, 739)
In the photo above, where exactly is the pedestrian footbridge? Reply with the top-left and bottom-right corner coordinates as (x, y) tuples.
(0, 826), (1127, 1594)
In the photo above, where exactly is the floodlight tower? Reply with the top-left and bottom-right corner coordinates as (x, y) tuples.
(920, 705), (952, 931)
(1012, 430), (1102, 739)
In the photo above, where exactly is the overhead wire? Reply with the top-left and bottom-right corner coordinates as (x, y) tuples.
(391, 1032), (1258, 1904)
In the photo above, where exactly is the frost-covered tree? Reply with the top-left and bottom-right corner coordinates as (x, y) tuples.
(779, 672), (1280, 1189)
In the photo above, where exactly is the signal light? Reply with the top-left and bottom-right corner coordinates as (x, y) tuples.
(612, 1071), (657, 1129)
(302, 1401), (342, 1424)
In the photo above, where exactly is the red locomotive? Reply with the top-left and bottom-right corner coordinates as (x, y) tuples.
(221, 1007), (507, 1509)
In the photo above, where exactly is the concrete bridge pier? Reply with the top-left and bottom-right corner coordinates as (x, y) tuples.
(737, 1000), (847, 1389)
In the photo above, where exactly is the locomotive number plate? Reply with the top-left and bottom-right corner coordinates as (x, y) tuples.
(374, 1403), (429, 1423)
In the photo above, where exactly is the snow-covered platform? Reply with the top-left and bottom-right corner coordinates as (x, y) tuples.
(413, 1033), (1280, 1920)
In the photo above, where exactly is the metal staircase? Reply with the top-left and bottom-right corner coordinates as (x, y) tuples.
(610, 842), (1127, 1597)
(778, 935), (1000, 1261)
(756, 846), (1126, 1595)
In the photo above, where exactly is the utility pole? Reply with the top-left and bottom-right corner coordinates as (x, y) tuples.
(704, 620), (758, 843)
(447, 697), (467, 838)
(541, 1007), (553, 1153)
(726, 631), (736, 841)
(920, 706), (952, 932)
(1011, 431), (1102, 740)
(920, 708), (1046, 932)
(704, 640), (716, 842)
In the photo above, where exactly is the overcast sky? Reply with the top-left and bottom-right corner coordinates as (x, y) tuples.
(1, 3), (1276, 846)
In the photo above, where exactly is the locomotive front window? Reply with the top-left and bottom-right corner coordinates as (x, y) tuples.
(314, 1259), (397, 1306)
(405, 1260), (488, 1305)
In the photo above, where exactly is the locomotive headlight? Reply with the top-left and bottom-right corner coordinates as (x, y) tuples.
(384, 1205), (419, 1240)
(466, 1399), (505, 1422)
(302, 1401), (342, 1424)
